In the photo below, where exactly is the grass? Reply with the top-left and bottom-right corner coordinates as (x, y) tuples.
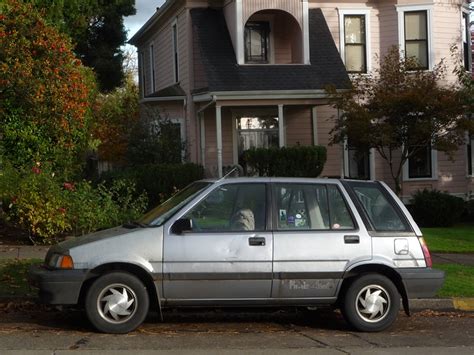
(435, 263), (474, 297)
(421, 224), (474, 253)
(0, 259), (41, 298)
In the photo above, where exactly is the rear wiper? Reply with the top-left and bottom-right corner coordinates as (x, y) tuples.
(122, 221), (148, 229)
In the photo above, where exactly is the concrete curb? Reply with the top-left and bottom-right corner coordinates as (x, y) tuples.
(410, 298), (474, 311)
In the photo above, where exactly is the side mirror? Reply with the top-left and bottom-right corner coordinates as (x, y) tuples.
(171, 218), (193, 235)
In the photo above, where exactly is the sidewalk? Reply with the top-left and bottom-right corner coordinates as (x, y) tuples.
(1, 244), (473, 311)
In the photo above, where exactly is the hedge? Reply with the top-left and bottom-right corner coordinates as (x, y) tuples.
(241, 146), (327, 177)
(101, 163), (204, 208)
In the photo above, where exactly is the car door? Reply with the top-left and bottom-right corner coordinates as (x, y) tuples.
(163, 182), (273, 301)
(271, 181), (371, 299)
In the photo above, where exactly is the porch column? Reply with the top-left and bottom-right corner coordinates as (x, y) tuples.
(312, 106), (318, 145)
(278, 104), (285, 147)
(216, 105), (223, 178)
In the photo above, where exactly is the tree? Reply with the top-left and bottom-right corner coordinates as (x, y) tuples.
(24, 0), (136, 92)
(327, 46), (473, 195)
(0, 0), (96, 176)
(92, 75), (140, 166)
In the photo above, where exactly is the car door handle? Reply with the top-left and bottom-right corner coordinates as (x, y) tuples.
(344, 235), (360, 244)
(248, 237), (266, 246)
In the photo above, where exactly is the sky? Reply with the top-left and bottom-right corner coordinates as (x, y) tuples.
(124, 0), (166, 42)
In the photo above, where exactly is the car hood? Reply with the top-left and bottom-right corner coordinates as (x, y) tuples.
(46, 226), (164, 272)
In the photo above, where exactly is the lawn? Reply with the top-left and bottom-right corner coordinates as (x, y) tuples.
(434, 263), (474, 297)
(0, 259), (41, 298)
(421, 224), (474, 253)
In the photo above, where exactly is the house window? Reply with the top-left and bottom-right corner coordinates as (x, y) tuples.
(149, 44), (155, 93)
(138, 51), (146, 98)
(244, 22), (270, 63)
(408, 145), (432, 179)
(344, 15), (367, 73)
(462, 12), (471, 72)
(172, 22), (179, 82)
(346, 146), (371, 180)
(404, 11), (428, 69)
(468, 136), (473, 176)
(237, 116), (279, 159)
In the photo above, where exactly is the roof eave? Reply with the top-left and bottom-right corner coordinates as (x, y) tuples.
(192, 89), (349, 102)
(129, 0), (175, 46)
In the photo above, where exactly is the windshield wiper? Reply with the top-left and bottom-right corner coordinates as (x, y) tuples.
(122, 221), (148, 229)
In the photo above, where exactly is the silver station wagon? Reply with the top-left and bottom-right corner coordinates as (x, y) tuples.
(29, 178), (444, 333)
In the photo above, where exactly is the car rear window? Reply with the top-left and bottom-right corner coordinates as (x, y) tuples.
(347, 183), (411, 232)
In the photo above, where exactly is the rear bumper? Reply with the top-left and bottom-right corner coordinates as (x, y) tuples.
(398, 268), (445, 298)
(28, 264), (88, 305)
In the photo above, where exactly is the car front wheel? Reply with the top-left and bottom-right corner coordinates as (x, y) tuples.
(85, 272), (149, 333)
(342, 273), (400, 332)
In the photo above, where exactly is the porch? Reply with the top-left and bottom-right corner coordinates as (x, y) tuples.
(195, 98), (332, 178)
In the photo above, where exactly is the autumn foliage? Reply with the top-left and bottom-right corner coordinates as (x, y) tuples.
(0, 0), (96, 175)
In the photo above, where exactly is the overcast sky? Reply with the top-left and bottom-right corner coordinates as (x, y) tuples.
(124, 0), (166, 41)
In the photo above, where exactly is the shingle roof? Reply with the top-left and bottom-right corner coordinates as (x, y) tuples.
(191, 8), (350, 93)
(146, 83), (186, 98)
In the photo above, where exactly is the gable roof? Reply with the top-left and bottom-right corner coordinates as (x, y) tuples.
(191, 8), (350, 94)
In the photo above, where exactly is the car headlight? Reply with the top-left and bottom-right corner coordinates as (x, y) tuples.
(48, 253), (74, 269)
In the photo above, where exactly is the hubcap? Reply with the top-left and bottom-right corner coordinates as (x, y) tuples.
(97, 283), (138, 324)
(355, 284), (390, 323)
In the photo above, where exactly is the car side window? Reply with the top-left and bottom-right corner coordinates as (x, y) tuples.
(275, 184), (355, 231)
(183, 183), (266, 232)
(350, 184), (409, 231)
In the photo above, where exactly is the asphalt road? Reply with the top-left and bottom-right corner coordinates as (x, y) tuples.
(0, 304), (473, 354)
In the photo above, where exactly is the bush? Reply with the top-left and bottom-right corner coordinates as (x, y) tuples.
(0, 164), (147, 243)
(241, 146), (327, 177)
(463, 199), (474, 222)
(410, 189), (464, 227)
(100, 163), (204, 207)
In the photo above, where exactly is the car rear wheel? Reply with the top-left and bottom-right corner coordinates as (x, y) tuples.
(342, 274), (400, 332)
(85, 272), (149, 333)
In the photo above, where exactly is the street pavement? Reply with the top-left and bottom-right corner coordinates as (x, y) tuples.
(0, 306), (473, 354)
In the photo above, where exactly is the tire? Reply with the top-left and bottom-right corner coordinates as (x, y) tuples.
(342, 274), (400, 332)
(85, 272), (149, 334)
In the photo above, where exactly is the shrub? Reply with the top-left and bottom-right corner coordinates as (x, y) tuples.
(0, 164), (147, 243)
(66, 179), (147, 236)
(241, 146), (327, 177)
(463, 199), (474, 222)
(100, 163), (204, 207)
(410, 189), (464, 227)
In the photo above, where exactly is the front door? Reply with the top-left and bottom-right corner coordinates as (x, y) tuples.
(271, 182), (371, 299)
(163, 182), (272, 301)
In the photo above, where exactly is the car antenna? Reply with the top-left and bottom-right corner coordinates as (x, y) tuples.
(219, 165), (243, 181)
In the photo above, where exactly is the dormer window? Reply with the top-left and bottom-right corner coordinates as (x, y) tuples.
(244, 22), (270, 63)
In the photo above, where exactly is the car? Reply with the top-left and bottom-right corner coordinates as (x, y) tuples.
(29, 177), (444, 333)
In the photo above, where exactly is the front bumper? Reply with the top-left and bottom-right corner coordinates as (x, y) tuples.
(28, 264), (88, 305)
(398, 268), (445, 298)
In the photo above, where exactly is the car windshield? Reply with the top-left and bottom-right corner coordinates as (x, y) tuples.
(138, 182), (212, 226)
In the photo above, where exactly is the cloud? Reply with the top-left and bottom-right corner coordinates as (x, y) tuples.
(124, 0), (166, 39)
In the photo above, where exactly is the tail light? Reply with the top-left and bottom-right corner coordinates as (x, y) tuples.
(418, 237), (432, 267)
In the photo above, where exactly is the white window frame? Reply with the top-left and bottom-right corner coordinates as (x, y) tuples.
(338, 9), (371, 73)
(402, 144), (438, 181)
(138, 51), (146, 98)
(461, 8), (472, 73)
(396, 4), (434, 71)
(343, 138), (375, 180)
(149, 42), (155, 94)
(171, 18), (179, 83)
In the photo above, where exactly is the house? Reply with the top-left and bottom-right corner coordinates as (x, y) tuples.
(130, 0), (473, 201)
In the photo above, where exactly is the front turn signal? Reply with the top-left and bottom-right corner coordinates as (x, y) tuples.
(59, 255), (74, 269)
